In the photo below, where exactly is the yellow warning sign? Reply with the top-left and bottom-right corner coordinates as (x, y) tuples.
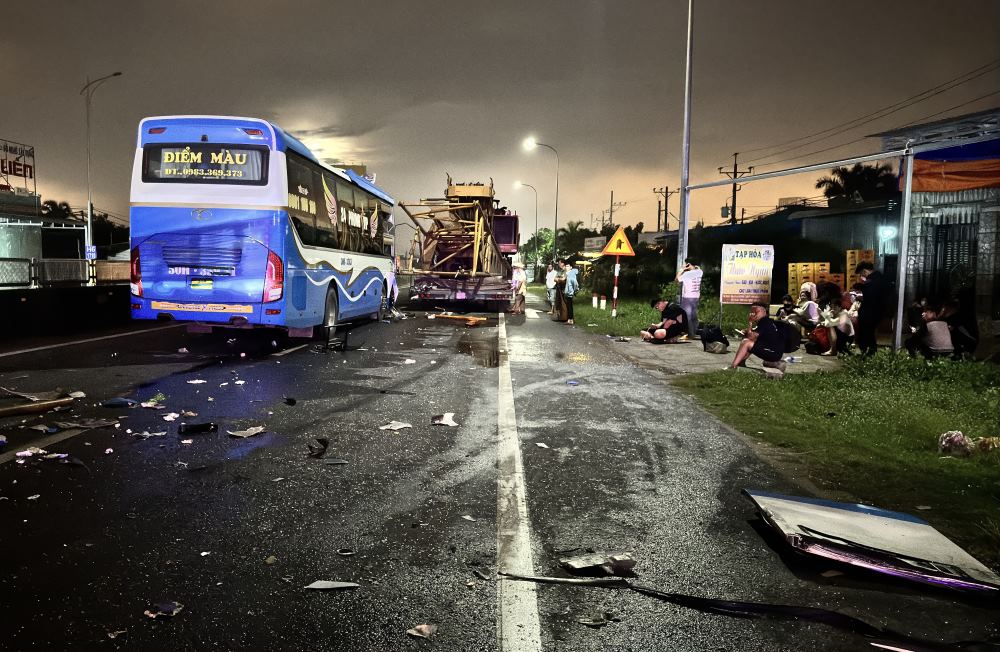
(600, 226), (636, 256)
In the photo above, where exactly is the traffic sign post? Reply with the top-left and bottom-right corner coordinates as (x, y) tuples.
(599, 226), (635, 318)
(84, 245), (97, 261)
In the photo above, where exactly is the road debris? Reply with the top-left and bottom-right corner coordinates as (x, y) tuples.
(577, 612), (621, 628)
(52, 418), (118, 430)
(535, 442), (550, 449)
(566, 380), (580, 386)
(431, 413), (459, 427)
(227, 426), (266, 439)
(559, 552), (637, 577)
(200, 551), (210, 557)
(336, 548), (356, 557)
(404, 359), (416, 364)
(499, 570), (992, 651)
(27, 494), (41, 500)
(271, 477), (285, 482)
(307, 438), (329, 458)
(178, 422), (218, 435)
(134, 431), (167, 439)
(304, 580), (359, 590)
(615, 337), (631, 342)
(143, 601), (184, 619)
(743, 488), (1000, 591)
(17, 447), (47, 457)
(0, 435), (6, 446)
(461, 515), (477, 522)
(67, 391), (86, 399)
(177, 347), (189, 353)
(473, 569), (491, 581)
(324, 458), (349, 465)
(265, 555), (277, 564)
(104, 448), (114, 455)
(406, 624), (438, 639)
(180, 439), (193, 445)
(283, 397), (297, 406)
(1, 386), (66, 402)
(106, 630), (127, 639)
(140, 401), (166, 410)
(162, 413), (180, 422)
(186, 379), (207, 385)
(379, 421), (412, 431)
(0, 397), (74, 417)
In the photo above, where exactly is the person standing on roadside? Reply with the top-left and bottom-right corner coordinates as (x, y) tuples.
(675, 258), (702, 340)
(562, 260), (579, 325)
(510, 262), (527, 315)
(544, 264), (557, 314)
(855, 261), (886, 356)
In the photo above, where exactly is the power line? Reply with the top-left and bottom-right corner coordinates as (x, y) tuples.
(753, 88), (1000, 170)
(739, 57), (1000, 164)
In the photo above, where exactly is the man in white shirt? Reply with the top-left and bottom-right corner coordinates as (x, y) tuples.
(544, 264), (557, 314)
(675, 258), (702, 340)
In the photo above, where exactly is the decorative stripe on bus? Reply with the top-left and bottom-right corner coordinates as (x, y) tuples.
(307, 274), (384, 303)
(150, 301), (254, 313)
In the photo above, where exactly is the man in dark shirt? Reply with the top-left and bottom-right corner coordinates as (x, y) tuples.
(730, 301), (787, 371)
(641, 298), (687, 343)
(855, 261), (886, 356)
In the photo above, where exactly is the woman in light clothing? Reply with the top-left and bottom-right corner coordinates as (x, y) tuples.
(819, 301), (854, 355)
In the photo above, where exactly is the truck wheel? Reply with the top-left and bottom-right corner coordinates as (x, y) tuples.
(318, 285), (338, 341)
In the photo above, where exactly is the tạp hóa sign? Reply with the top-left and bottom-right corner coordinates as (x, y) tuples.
(720, 244), (774, 304)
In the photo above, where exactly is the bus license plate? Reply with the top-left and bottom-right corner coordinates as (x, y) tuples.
(190, 278), (213, 290)
(168, 266), (234, 277)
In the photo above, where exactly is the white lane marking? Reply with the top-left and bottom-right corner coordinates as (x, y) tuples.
(0, 324), (184, 359)
(496, 313), (542, 651)
(271, 343), (309, 357)
(524, 308), (540, 319)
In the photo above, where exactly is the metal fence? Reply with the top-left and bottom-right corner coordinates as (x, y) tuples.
(0, 257), (130, 288)
(0, 257), (32, 287)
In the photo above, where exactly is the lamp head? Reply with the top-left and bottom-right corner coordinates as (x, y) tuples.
(522, 137), (537, 151)
(514, 180), (522, 189)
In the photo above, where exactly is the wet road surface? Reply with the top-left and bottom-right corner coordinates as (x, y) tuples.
(0, 297), (997, 650)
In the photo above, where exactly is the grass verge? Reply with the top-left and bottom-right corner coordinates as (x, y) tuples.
(572, 297), (748, 338)
(672, 353), (1000, 566)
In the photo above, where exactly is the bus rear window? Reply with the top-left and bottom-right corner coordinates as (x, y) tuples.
(142, 144), (268, 185)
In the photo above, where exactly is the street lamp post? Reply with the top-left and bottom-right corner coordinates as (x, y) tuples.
(515, 181), (538, 271)
(80, 71), (122, 252)
(522, 137), (559, 261)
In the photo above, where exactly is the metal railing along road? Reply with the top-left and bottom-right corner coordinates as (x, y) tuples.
(0, 257), (131, 288)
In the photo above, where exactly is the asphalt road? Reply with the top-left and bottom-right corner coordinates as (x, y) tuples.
(0, 295), (996, 651)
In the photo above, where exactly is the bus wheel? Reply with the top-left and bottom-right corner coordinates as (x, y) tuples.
(319, 286), (338, 342)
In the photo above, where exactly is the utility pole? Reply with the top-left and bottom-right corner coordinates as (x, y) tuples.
(656, 200), (662, 232)
(653, 186), (679, 231)
(605, 190), (627, 229)
(718, 153), (753, 225)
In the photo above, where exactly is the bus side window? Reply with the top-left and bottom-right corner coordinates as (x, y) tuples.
(336, 181), (357, 252)
(314, 171), (339, 249)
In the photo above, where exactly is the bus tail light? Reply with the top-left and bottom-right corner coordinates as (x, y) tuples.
(147, 127), (166, 134)
(263, 250), (283, 302)
(242, 128), (263, 136)
(130, 247), (142, 296)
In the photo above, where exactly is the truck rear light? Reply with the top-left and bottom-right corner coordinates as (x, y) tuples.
(147, 127), (166, 134)
(130, 247), (142, 296)
(242, 128), (263, 136)
(263, 250), (283, 302)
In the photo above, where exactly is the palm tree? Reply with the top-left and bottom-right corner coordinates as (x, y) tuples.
(556, 220), (592, 255)
(815, 163), (898, 203)
(41, 200), (73, 220)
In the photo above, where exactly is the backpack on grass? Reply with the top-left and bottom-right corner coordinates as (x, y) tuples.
(701, 325), (730, 354)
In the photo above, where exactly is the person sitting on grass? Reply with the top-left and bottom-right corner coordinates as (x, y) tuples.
(775, 294), (796, 320)
(787, 289), (820, 335)
(818, 297), (854, 356)
(905, 303), (954, 359)
(729, 301), (787, 372)
(641, 298), (687, 344)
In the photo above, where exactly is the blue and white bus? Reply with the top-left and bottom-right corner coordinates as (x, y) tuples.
(129, 115), (394, 338)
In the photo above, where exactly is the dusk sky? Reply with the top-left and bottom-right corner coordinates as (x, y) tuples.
(4, 0), (999, 242)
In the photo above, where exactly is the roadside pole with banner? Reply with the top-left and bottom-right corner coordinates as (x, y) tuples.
(600, 226), (636, 317)
(719, 244), (775, 324)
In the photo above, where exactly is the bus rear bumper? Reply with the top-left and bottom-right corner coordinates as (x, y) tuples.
(130, 296), (282, 326)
